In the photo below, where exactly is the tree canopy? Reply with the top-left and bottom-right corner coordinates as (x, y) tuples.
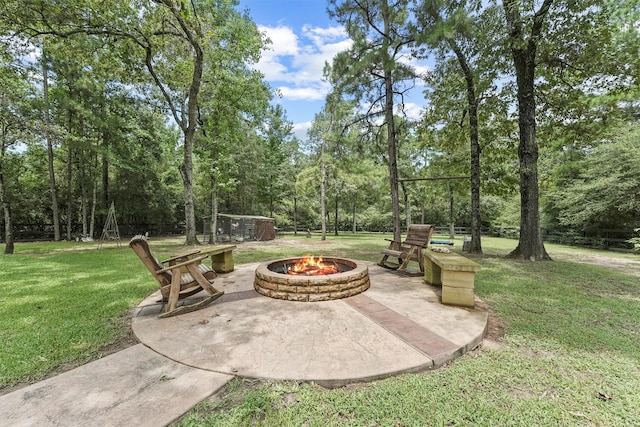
(0, 0), (638, 256)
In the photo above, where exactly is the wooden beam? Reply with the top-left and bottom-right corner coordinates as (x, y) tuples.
(397, 176), (470, 182)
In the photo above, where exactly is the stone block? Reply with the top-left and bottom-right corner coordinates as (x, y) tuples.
(278, 283), (297, 293)
(321, 283), (344, 293)
(424, 266), (441, 285)
(258, 288), (274, 298)
(308, 293), (331, 302)
(254, 278), (277, 291)
(287, 292), (309, 302)
(301, 285), (320, 294)
(210, 249), (234, 273)
(441, 286), (475, 308)
(441, 270), (475, 289)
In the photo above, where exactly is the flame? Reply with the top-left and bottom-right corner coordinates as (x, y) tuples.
(288, 255), (339, 275)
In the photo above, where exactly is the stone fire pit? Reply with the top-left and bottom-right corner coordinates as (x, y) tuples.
(254, 257), (370, 301)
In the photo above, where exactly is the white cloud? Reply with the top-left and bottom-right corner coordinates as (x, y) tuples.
(398, 102), (424, 121)
(260, 25), (299, 56)
(278, 84), (329, 101)
(255, 24), (352, 101)
(412, 63), (432, 81)
(396, 52), (431, 83)
(253, 22), (429, 141)
(256, 25), (300, 81)
(292, 121), (313, 141)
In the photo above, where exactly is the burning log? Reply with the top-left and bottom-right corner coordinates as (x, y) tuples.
(288, 255), (339, 275)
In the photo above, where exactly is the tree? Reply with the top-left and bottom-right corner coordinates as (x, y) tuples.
(38, 45), (63, 241)
(1, 0), (267, 244)
(308, 103), (335, 241)
(134, 0), (218, 244)
(501, 0), (639, 260)
(501, 0), (554, 260)
(546, 124), (640, 230)
(256, 105), (297, 219)
(193, 8), (271, 242)
(414, 0), (504, 253)
(328, 0), (416, 242)
(0, 40), (34, 253)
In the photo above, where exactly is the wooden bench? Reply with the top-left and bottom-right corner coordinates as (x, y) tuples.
(423, 250), (481, 307)
(197, 244), (237, 273)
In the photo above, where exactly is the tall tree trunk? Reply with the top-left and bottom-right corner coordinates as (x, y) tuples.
(90, 177), (97, 238)
(89, 146), (98, 238)
(141, 10), (204, 245)
(469, 111), (483, 252)
(352, 200), (356, 233)
(102, 131), (109, 209)
(43, 49), (61, 241)
(503, 0), (552, 261)
(385, 69), (401, 241)
(293, 195), (298, 236)
(179, 150), (198, 244)
(449, 40), (483, 253)
(179, 66), (201, 245)
(180, 16), (204, 246)
(510, 68), (549, 260)
(0, 144), (14, 254)
(210, 175), (218, 244)
(334, 195), (339, 236)
(66, 143), (72, 240)
(320, 145), (327, 241)
(180, 65), (200, 245)
(449, 182), (455, 239)
(1, 192), (13, 254)
(80, 151), (88, 237)
(81, 182), (88, 237)
(382, 5), (402, 242)
(401, 181), (410, 227)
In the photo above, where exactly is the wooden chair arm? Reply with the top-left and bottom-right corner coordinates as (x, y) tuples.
(162, 250), (201, 265)
(157, 255), (208, 274)
(385, 239), (402, 251)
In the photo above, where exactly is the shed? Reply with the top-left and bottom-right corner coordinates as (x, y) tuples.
(203, 214), (275, 243)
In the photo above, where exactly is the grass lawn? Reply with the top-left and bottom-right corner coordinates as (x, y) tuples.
(2, 234), (639, 426)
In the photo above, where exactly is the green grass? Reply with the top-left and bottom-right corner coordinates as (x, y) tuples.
(0, 244), (156, 386)
(2, 234), (639, 426)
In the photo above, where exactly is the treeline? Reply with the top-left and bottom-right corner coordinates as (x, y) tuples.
(1, 0), (639, 255)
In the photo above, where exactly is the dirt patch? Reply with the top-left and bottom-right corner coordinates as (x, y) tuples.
(234, 238), (337, 252)
(485, 309), (506, 341)
(95, 328), (140, 356)
(551, 251), (640, 277)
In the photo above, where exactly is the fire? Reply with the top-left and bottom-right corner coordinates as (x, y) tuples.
(288, 255), (339, 275)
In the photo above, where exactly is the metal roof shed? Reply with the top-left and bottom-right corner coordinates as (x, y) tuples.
(203, 214), (275, 243)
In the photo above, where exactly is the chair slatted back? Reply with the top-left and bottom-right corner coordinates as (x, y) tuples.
(403, 224), (435, 248)
(129, 235), (171, 287)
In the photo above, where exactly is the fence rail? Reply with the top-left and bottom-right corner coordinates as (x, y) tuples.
(490, 226), (636, 250)
(2, 223), (637, 251)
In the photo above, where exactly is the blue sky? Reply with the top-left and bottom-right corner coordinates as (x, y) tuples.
(238, 0), (429, 142)
(238, 0), (347, 141)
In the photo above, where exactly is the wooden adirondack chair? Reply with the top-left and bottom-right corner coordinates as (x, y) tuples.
(378, 224), (435, 273)
(129, 235), (224, 318)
